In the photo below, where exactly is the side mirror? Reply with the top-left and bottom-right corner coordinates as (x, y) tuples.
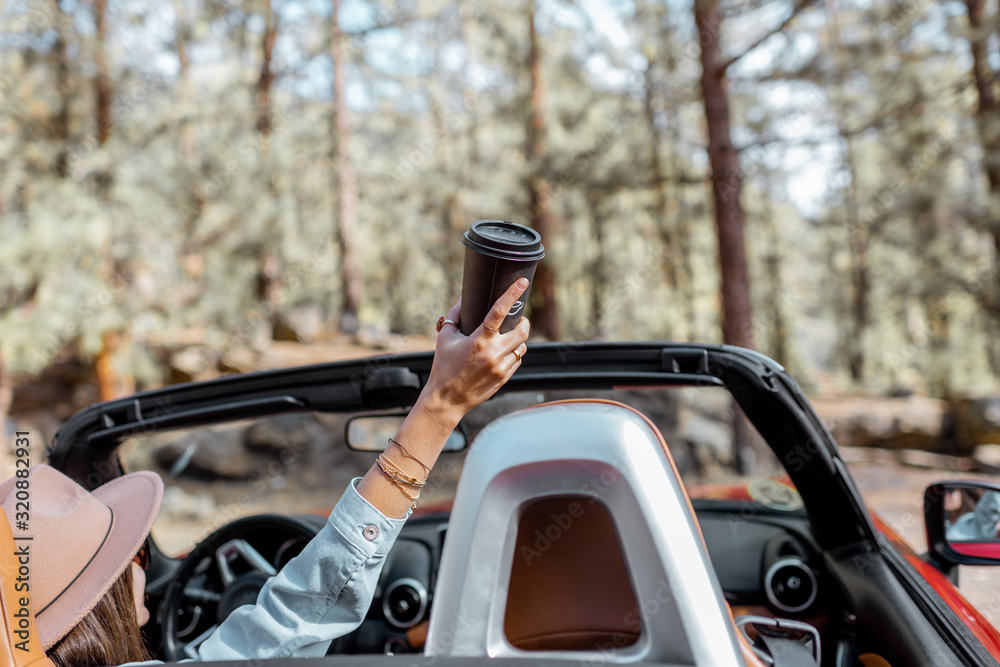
(925, 481), (1000, 567)
(345, 413), (468, 453)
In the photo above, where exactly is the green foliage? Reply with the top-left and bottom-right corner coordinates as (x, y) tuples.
(1, 0), (999, 398)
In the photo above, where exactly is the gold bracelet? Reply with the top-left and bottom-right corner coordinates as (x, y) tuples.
(378, 459), (427, 489)
(375, 459), (419, 510)
(381, 457), (427, 487)
(388, 438), (432, 476)
(377, 454), (426, 487)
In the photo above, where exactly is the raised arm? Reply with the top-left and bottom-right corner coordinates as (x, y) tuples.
(357, 277), (530, 518)
(188, 280), (530, 663)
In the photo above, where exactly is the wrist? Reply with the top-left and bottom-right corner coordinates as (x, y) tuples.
(415, 383), (465, 431)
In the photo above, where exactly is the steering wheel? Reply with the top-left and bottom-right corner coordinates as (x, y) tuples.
(160, 514), (326, 662)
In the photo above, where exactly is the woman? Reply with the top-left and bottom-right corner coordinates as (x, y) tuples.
(1, 279), (531, 666)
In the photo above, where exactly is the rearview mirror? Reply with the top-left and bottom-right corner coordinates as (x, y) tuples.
(345, 414), (468, 453)
(925, 480), (1000, 567)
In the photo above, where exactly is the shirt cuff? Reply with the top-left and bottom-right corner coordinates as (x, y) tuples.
(327, 477), (410, 558)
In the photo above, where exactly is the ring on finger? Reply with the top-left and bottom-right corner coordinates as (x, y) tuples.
(513, 348), (521, 363)
(436, 316), (458, 333)
(483, 323), (500, 335)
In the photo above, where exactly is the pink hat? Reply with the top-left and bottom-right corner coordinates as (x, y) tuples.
(0, 465), (163, 650)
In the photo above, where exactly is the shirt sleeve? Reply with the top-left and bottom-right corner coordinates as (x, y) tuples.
(190, 477), (408, 661)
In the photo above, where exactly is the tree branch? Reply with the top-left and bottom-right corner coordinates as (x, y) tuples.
(721, 0), (815, 75)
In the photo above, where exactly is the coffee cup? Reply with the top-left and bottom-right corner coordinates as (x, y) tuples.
(459, 220), (545, 335)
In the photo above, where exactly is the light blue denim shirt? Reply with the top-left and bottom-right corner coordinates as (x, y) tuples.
(127, 477), (407, 665)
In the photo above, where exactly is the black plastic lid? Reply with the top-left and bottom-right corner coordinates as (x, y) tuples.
(462, 220), (545, 261)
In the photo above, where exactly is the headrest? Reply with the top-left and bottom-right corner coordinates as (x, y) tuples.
(425, 399), (746, 665)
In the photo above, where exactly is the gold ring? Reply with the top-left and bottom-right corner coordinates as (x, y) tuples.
(513, 349), (521, 362)
(436, 316), (457, 333)
(482, 323), (500, 335)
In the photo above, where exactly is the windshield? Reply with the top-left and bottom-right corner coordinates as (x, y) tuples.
(120, 385), (797, 557)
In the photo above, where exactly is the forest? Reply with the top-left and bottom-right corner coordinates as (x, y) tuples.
(2, 0), (1000, 433)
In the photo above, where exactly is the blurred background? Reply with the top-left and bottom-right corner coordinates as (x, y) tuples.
(6, 0), (1000, 412)
(7, 0), (1000, 623)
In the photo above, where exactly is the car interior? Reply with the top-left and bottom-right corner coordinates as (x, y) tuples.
(44, 343), (992, 667)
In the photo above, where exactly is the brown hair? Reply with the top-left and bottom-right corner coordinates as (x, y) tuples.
(48, 565), (152, 667)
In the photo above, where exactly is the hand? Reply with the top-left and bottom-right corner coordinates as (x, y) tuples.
(357, 278), (530, 518)
(422, 278), (531, 427)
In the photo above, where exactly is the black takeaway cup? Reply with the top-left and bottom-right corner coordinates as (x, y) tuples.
(459, 220), (545, 336)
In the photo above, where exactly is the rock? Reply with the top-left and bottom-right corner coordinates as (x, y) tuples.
(679, 413), (732, 461)
(812, 395), (948, 452)
(271, 319), (302, 342)
(244, 414), (329, 462)
(681, 387), (733, 424)
(973, 444), (1000, 472)
(219, 347), (260, 374)
(951, 397), (1000, 453)
(894, 449), (972, 471)
(282, 306), (327, 343)
(169, 347), (220, 384)
(154, 427), (271, 479)
(171, 347), (213, 376)
(161, 486), (216, 520)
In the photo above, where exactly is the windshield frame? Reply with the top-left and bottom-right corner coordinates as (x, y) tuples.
(48, 341), (876, 551)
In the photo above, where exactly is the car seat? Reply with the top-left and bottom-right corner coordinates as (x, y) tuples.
(425, 399), (770, 666)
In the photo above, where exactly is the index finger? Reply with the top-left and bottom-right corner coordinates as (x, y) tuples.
(483, 278), (529, 333)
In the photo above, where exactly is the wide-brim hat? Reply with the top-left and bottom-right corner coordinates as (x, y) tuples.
(0, 464), (163, 650)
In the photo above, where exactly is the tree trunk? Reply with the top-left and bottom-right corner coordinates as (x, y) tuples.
(645, 63), (679, 295)
(95, 330), (134, 401)
(963, 0), (1000, 311)
(695, 0), (767, 475)
(430, 93), (464, 284)
(460, 9), (481, 181)
(827, 0), (869, 383)
(847, 242), (869, 381)
(92, 0), (132, 401)
(51, 0), (71, 178)
(965, 0), (1000, 194)
(331, 0), (364, 331)
(256, 0), (277, 138)
(94, 0), (112, 147)
(923, 293), (952, 399)
(694, 0), (754, 350)
(588, 192), (608, 340)
(643, 55), (682, 341)
(254, 0), (285, 336)
(440, 195), (466, 286)
(662, 55), (698, 340)
(525, 0), (560, 340)
(175, 0), (197, 162)
(761, 184), (788, 366)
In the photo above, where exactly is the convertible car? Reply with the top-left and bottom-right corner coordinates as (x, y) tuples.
(39, 342), (1000, 667)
